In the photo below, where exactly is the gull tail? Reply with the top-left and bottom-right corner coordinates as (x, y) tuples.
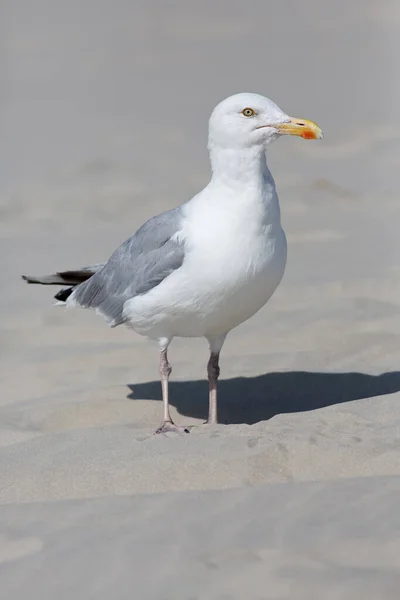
(22, 264), (105, 303)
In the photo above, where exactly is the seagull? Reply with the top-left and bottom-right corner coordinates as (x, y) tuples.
(23, 93), (323, 434)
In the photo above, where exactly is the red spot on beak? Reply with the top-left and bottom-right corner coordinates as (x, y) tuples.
(301, 130), (316, 140)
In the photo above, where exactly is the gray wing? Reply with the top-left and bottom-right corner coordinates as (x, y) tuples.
(71, 206), (185, 327)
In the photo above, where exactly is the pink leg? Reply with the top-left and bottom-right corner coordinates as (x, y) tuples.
(207, 352), (220, 425)
(204, 334), (227, 425)
(154, 347), (189, 435)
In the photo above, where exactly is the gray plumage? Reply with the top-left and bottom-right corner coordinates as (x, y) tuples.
(71, 206), (185, 327)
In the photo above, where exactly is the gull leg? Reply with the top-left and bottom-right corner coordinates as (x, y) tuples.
(154, 340), (189, 435)
(207, 352), (220, 424)
(205, 334), (227, 425)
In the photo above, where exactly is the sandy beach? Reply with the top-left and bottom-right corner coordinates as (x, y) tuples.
(1, 0), (400, 597)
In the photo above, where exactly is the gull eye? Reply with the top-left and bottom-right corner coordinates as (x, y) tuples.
(242, 107), (256, 117)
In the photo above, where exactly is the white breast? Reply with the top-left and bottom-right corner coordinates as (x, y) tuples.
(124, 183), (287, 339)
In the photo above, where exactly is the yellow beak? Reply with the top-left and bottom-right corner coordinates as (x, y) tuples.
(275, 117), (323, 140)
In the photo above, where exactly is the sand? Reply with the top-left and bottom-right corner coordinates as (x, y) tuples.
(1, 0), (400, 598)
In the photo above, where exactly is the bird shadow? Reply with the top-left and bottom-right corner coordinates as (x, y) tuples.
(127, 370), (400, 425)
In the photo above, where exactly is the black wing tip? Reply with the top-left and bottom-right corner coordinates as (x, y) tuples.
(54, 287), (74, 302)
(21, 270), (95, 286)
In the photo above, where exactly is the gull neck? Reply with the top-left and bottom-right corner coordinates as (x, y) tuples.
(209, 143), (269, 189)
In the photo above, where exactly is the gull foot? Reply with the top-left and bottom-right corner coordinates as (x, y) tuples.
(154, 421), (190, 435)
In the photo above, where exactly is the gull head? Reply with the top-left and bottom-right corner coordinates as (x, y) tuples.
(208, 92), (323, 151)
